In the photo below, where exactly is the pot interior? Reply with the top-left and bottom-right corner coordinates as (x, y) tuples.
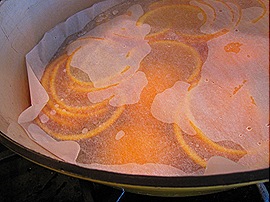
(0, 0), (268, 195)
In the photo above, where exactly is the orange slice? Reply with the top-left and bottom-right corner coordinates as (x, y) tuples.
(224, 0), (266, 23)
(41, 103), (108, 127)
(65, 37), (106, 88)
(41, 106), (79, 127)
(37, 51), (126, 141)
(40, 55), (68, 90)
(65, 51), (119, 93)
(66, 40), (139, 93)
(39, 54), (110, 131)
(40, 54), (109, 114)
(148, 0), (191, 10)
(36, 104), (125, 141)
(251, 0), (267, 23)
(140, 40), (203, 92)
(49, 60), (109, 114)
(137, 5), (207, 39)
(148, 0), (217, 22)
(217, 0), (235, 22)
(174, 123), (247, 168)
(196, 0), (217, 22)
(174, 123), (207, 167)
(173, 1), (230, 41)
(189, 121), (247, 155)
(178, 28), (229, 43)
(65, 47), (94, 88)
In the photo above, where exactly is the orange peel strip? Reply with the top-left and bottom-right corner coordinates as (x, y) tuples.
(233, 1), (242, 27)
(174, 1), (232, 41)
(40, 55), (100, 117)
(145, 1), (236, 41)
(66, 43), (128, 92)
(176, 29), (229, 42)
(167, 4), (227, 41)
(148, 40), (203, 85)
(252, 0), (267, 23)
(148, 0), (181, 10)
(197, 0), (217, 22)
(173, 123), (207, 167)
(137, 5), (207, 39)
(41, 55), (68, 87)
(65, 47), (94, 87)
(41, 106), (74, 126)
(189, 121), (247, 155)
(36, 104), (125, 141)
(77, 36), (105, 41)
(41, 105), (108, 127)
(217, 0), (235, 23)
(49, 60), (109, 114)
(65, 36), (110, 88)
(148, 0), (195, 10)
(143, 28), (171, 40)
(66, 82), (119, 93)
(45, 100), (108, 119)
(186, 55), (203, 85)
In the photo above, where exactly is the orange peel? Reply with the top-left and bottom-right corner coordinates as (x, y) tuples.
(172, 90), (246, 167)
(39, 54), (110, 128)
(66, 41), (133, 92)
(152, 40), (202, 84)
(217, 0), (235, 23)
(48, 60), (109, 114)
(65, 47), (94, 87)
(148, 0), (191, 10)
(197, 0), (217, 22)
(189, 121), (247, 155)
(138, 4), (230, 42)
(137, 5), (207, 39)
(41, 103), (108, 127)
(231, 1), (242, 26)
(173, 123), (207, 167)
(36, 104), (125, 141)
(179, 28), (230, 42)
(252, 0), (267, 23)
(173, 122), (247, 168)
(38, 50), (126, 141)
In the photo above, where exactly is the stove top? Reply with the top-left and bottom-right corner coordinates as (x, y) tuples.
(0, 143), (268, 202)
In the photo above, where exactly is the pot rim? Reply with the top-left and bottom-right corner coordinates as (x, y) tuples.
(0, 130), (268, 188)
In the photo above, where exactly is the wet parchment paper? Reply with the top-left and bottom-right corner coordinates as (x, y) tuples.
(15, 0), (269, 176)
(17, 0), (128, 164)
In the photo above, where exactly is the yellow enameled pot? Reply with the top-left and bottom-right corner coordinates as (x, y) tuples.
(0, 0), (268, 197)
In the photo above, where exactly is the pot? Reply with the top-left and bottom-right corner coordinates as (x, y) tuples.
(0, 0), (268, 197)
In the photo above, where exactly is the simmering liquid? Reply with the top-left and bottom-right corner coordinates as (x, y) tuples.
(35, 0), (269, 175)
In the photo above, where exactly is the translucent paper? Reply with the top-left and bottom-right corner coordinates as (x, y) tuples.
(18, 0), (269, 176)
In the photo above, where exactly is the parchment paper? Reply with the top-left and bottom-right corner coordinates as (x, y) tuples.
(16, 0), (269, 176)
(18, 0), (128, 164)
